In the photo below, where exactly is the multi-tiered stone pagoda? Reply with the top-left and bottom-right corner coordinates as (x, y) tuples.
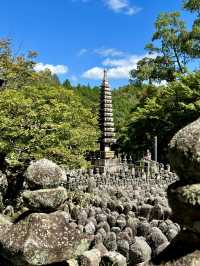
(95, 70), (120, 173)
(99, 70), (116, 157)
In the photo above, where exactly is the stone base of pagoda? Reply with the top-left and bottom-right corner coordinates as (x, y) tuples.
(94, 157), (121, 174)
(101, 150), (115, 159)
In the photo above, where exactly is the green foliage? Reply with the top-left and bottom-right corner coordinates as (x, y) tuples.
(130, 12), (192, 84)
(183, 0), (200, 58)
(0, 38), (99, 173)
(183, 0), (200, 15)
(74, 84), (99, 114)
(112, 84), (144, 136)
(63, 79), (72, 89)
(130, 56), (176, 84)
(0, 39), (38, 89)
(120, 71), (200, 161)
(0, 85), (99, 169)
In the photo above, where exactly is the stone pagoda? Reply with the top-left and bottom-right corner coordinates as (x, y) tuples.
(95, 70), (120, 173)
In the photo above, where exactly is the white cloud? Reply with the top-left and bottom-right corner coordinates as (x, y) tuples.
(82, 53), (157, 80)
(34, 63), (69, 75)
(73, 0), (141, 16)
(94, 47), (125, 57)
(77, 48), (88, 56)
(104, 0), (142, 15)
(82, 67), (104, 79)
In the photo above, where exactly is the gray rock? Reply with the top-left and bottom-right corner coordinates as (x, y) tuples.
(151, 204), (164, 220)
(25, 159), (66, 189)
(158, 221), (168, 234)
(0, 211), (91, 265)
(104, 232), (117, 251)
(116, 216), (126, 230)
(139, 204), (152, 219)
(22, 187), (68, 212)
(166, 228), (178, 241)
(79, 249), (101, 266)
(93, 233), (103, 244)
(146, 227), (168, 250)
(94, 242), (108, 257)
(169, 117), (200, 182)
(154, 241), (169, 257)
(129, 237), (151, 265)
(96, 221), (110, 233)
(111, 227), (121, 234)
(87, 216), (97, 227)
(97, 227), (107, 241)
(168, 182), (200, 233)
(96, 213), (107, 223)
(137, 221), (151, 238)
(107, 213), (117, 227)
(85, 222), (96, 235)
(77, 210), (88, 226)
(150, 220), (159, 228)
(101, 251), (127, 266)
(117, 239), (129, 258)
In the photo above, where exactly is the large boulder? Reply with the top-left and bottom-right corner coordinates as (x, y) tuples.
(25, 159), (66, 189)
(168, 181), (200, 233)
(22, 187), (68, 212)
(0, 211), (91, 265)
(169, 117), (200, 183)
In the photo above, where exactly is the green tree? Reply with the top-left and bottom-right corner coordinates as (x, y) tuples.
(130, 12), (191, 83)
(52, 74), (60, 86)
(183, 0), (200, 58)
(183, 0), (200, 15)
(121, 71), (200, 162)
(130, 56), (176, 84)
(0, 39), (38, 89)
(63, 79), (72, 89)
(0, 85), (99, 172)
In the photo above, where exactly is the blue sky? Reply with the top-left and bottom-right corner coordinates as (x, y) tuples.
(0, 0), (196, 88)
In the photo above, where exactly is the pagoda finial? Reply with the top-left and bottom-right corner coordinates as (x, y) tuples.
(103, 69), (107, 80)
(102, 69), (109, 86)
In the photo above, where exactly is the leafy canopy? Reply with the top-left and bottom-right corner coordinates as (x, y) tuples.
(0, 85), (99, 169)
(130, 12), (192, 84)
(120, 71), (200, 161)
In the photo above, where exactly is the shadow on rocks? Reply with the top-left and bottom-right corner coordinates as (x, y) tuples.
(152, 229), (200, 265)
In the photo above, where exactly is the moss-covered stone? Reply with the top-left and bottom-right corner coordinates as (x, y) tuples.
(168, 181), (200, 233)
(22, 187), (68, 212)
(0, 211), (92, 265)
(169, 117), (200, 183)
(25, 159), (66, 189)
